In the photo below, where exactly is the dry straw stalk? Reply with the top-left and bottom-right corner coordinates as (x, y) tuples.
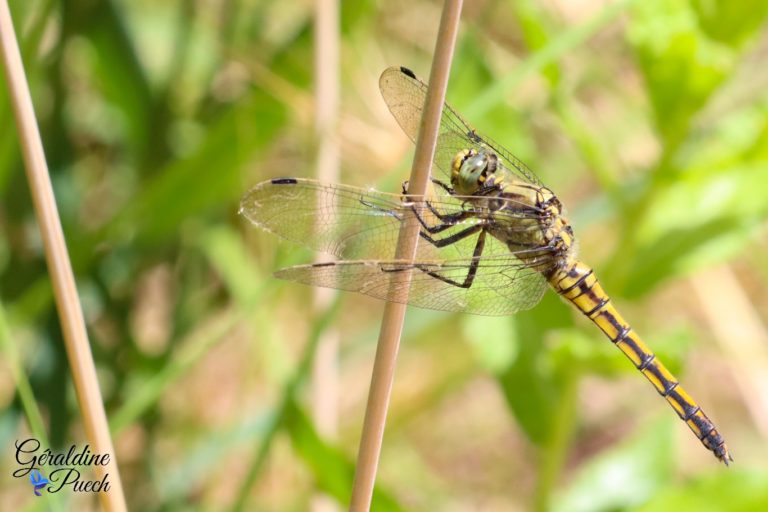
(0, 1), (127, 510)
(348, 1), (464, 510)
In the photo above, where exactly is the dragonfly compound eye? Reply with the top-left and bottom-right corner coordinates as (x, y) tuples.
(452, 150), (490, 194)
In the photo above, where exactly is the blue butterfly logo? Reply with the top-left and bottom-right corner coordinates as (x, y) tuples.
(29, 470), (49, 496)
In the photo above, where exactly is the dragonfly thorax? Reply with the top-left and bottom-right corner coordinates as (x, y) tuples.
(450, 149), (498, 195)
(542, 194), (577, 267)
(485, 183), (577, 272)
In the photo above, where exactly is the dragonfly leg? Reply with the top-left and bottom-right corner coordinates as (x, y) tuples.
(357, 193), (474, 235)
(430, 178), (454, 194)
(419, 223), (484, 247)
(415, 230), (487, 288)
(382, 229), (487, 288)
(357, 191), (478, 236)
(401, 178), (454, 195)
(414, 207), (480, 235)
(405, 190), (483, 235)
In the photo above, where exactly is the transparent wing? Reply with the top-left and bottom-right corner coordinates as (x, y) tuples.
(379, 66), (542, 186)
(240, 178), (549, 264)
(275, 256), (549, 316)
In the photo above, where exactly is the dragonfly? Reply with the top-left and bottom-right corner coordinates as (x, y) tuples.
(240, 66), (731, 464)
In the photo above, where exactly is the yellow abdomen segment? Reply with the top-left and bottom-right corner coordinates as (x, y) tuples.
(549, 261), (731, 464)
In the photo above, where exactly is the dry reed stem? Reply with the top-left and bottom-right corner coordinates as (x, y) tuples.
(312, 0), (340, 442)
(348, 1), (464, 510)
(0, 2), (127, 510)
(312, 1), (340, 511)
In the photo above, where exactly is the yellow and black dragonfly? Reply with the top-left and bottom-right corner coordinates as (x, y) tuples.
(240, 66), (731, 464)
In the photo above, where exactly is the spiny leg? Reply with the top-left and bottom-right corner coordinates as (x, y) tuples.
(419, 223), (484, 248)
(358, 187), (478, 235)
(383, 229), (487, 289)
(400, 180), (480, 233)
(401, 178), (454, 196)
(358, 185), (487, 255)
(416, 208), (480, 235)
(417, 229), (487, 288)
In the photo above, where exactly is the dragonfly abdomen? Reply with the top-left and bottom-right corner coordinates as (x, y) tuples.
(549, 260), (732, 465)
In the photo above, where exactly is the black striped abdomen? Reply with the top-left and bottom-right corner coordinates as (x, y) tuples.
(549, 260), (731, 464)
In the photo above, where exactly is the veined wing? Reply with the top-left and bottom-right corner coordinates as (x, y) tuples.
(275, 254), (550, 316)
(379, 66), (542, 186)
(240, 178), (550, 263)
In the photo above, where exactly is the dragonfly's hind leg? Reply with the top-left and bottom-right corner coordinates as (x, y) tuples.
(383, 229), (487, 289)
(415, 230), (487, 288)
(419, 223), (483, 247)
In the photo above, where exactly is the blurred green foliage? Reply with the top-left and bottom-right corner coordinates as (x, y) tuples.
(1, 0), (767, 510)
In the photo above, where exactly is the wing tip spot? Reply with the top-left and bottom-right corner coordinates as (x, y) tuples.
(400, 66), (417, 79)
(271, 178), (298, 185)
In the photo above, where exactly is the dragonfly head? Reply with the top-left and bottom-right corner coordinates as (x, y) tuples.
(451, 149), (496, 194)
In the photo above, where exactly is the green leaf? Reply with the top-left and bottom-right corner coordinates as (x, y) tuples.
(624, 159), (768, 297)
(629, 0), (734, 152)
(71, 0), (155, 158)
(553, 418), (675, 512)
(107, 87), (285, 244)
(623, 217), (736, 298)
(466, 0), (635, 120)
(340, 0), (378, 33)
(283, 398), (405, 512)
(463, 315), (518, 373)
(692, 0), (768, 48)
(548, 328), (628, 378)
(198, 226), (265, 306)
(497, 292), (574, 445)
(512, 0), (561, 86)
(638, 469), (768, 512)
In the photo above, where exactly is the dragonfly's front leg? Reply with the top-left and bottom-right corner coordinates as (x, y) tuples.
(401, 180), (461, 224)
(358, 189), (484, 249)
(401, 182), (481, 235)
(414, 207), (481, 237)
(358, 189), (479, 236)
(402, 196), (486, 245)
(401, 178), (454, 196)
